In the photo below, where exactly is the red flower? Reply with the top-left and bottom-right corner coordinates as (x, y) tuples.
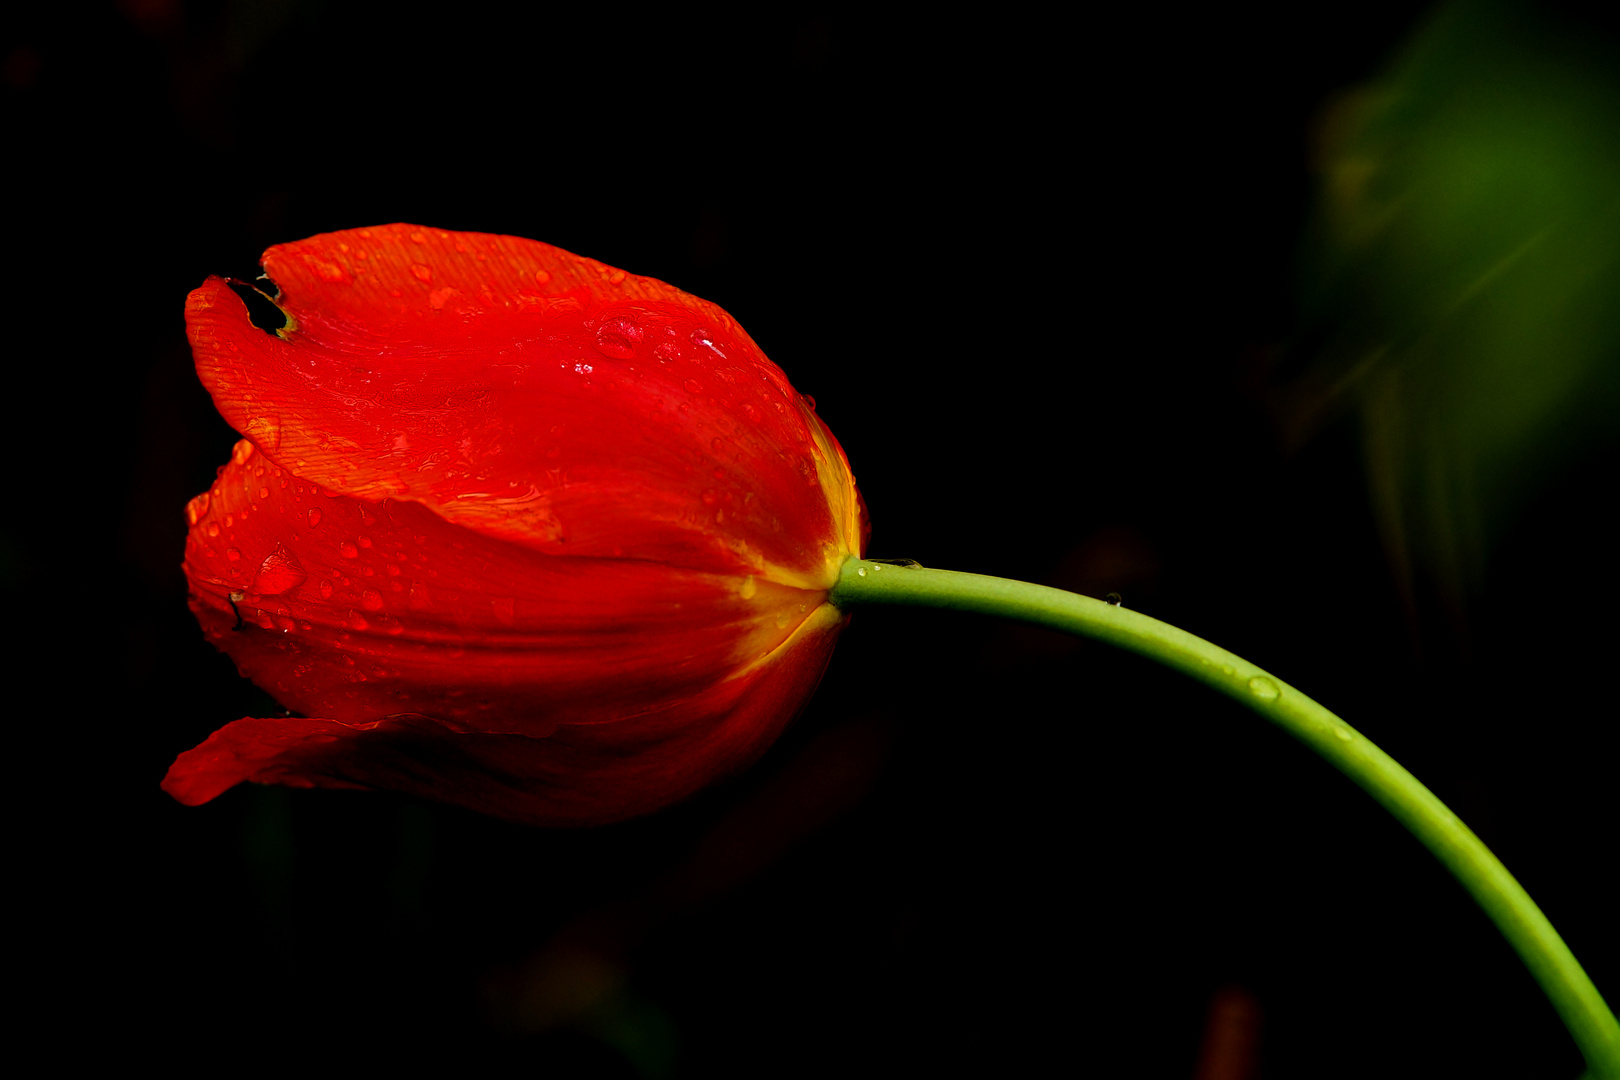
(163, 224), (866, 826)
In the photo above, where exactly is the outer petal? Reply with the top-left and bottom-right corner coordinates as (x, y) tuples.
(162, 603), (847, 827)
(184, 440), (829, 734)
(186, 224), (863, 589)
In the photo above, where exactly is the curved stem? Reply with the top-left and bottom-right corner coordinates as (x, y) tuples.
(829, 558), (1618, 1078)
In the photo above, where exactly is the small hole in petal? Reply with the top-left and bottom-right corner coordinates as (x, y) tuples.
(229, 279), (288, 336)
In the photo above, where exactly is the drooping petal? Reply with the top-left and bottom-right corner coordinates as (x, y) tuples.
(162, 601), (846, 826)
(184, 440), (829, 735)
(185, 224), (863, 589)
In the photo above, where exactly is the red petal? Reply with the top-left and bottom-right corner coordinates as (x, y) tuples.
(162, 603), (845, 826)
(186, 224), (863, 587)
(184, 443), (829, 734)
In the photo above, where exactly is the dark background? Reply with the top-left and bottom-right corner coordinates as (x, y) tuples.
(5, 1), (1615, 1076)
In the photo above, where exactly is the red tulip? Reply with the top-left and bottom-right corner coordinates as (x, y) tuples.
(163, 224), (866, 826)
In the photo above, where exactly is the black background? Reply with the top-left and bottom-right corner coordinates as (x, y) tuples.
(5, 2), (1615, 1076)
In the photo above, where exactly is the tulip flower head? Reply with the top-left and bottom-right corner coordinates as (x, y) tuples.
(165, 225), (866, 826)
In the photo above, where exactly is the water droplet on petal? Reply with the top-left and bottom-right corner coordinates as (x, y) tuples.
(307, 508), (322, 527)
(1247, 676), (1280, 701)
(253, 544), (308, 595)
(361, 589), (384, 611)
(594, 316), (642, 359)
(1105, 592), (1122, 606)
(339, 541), (359, 559)
(691, 329), (726, 359)
(318, 580), (334, 599)
(684, 378), (703, 394)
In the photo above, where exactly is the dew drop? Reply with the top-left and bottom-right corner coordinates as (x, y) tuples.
(339, 541), (359, 558)
(593, 317), (641, 359)
(1104, 592), (1122, 606)
(206, 522), (220, 538)
(318, 580), (333, 599)
(1247, 676), (1281, 701)
(690, 329), (726, 359)
(253, 544), (308, 595)
(225, 547), (241, 562)
(307, 508), (322, 527)
(683, 378), (703, 394)
(348, 611), (370, 631)
(361, 589), (385, 611)
(857, 567), (867, 577)
(1332, 723), (1356, 742)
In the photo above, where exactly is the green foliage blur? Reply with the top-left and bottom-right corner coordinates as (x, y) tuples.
(1296, 0), (1620, 635)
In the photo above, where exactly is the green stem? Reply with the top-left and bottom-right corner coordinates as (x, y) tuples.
(829, 558), (1618, 1078)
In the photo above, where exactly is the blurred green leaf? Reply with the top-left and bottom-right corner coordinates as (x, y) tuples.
(1296, 0), (1620, 637)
